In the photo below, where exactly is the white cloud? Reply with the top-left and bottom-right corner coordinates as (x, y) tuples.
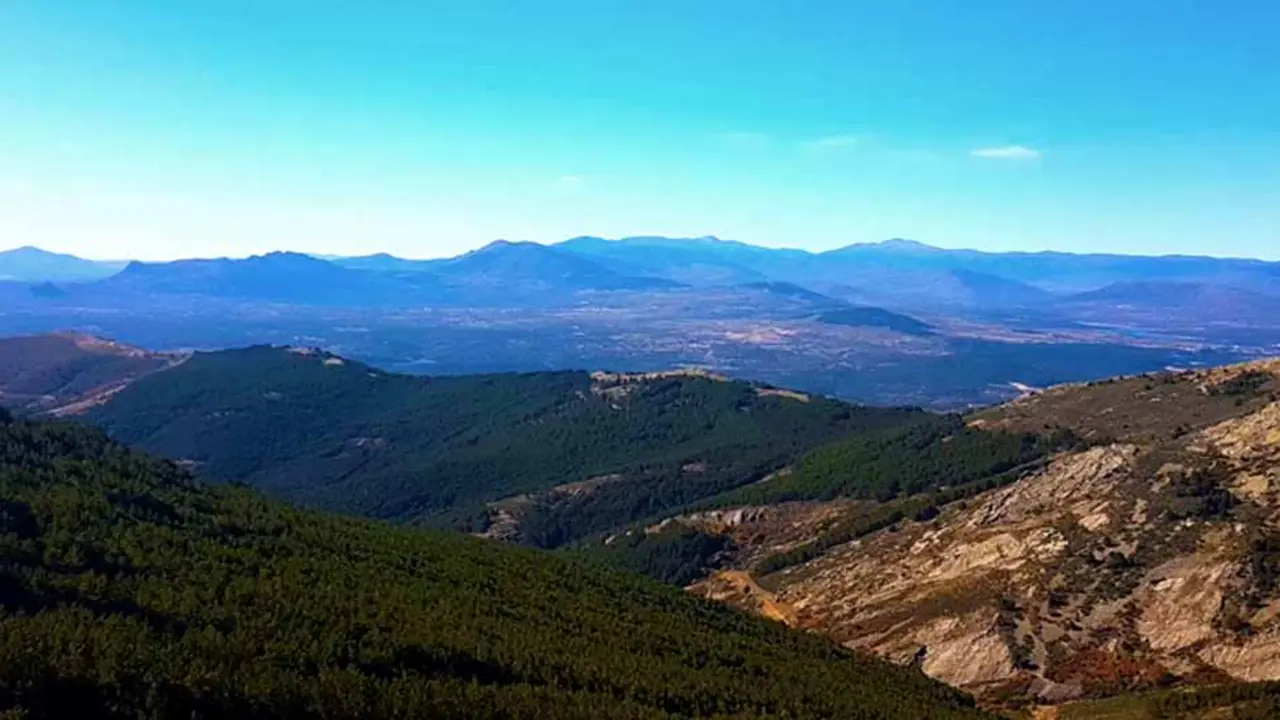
(547, 175), (587, 196)
(970, 145), (1041, 160)
(803, 134), (860, 152)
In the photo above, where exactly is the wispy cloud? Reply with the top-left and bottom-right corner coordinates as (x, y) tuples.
(803, 134), (860, 153)
(970, 145), (1041, 160)
(547, 175), (587, 195)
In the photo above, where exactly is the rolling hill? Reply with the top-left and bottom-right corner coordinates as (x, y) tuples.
(0, 332), (182, 415)
(0, 412), (992, 719)
(86, 345), (927, 544)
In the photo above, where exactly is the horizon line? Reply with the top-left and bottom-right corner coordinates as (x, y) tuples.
(1, 237), (1277, 265)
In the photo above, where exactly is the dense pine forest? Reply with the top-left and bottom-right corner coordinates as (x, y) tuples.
(712, 415), (1068, 507)
(89, 346), (925, 545)
(0, 412), (992, 719)
(76, 345), (1094, 587)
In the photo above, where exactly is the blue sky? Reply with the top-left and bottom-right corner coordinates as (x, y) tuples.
(2, 1), (1278, 260)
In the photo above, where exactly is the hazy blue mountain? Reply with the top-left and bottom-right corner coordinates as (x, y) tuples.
(944, 268), (1056, 308)
(64, 237), (1280, 314)
(431, 240), (682, 294)
(0, 246), (125, 282)
(819, 240), (1280, 294)
(734, 281), (844, 307)
(815, 306), (935, 336)
(729, 282), (934, 334)
(556, 235), (796, 286)
(1069, 280), (1276, 305)
(333, 243), (692, 292)
(777, 264), (1055, 311)
(102, 251), (422, 305)
(26, 282), (70, 300)
(327, 251), (438, 273)
(552, 237), (1058, 309)
(88, 243), (680, 307)
(820, 238), (946, 258)
(1063, 280), (1280, 325)
(569, 236), (1280, 308)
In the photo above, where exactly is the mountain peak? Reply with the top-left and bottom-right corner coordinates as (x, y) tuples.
(0, 245), (87, 260)
(2, 245), (50, 255)
(877, 238), (938, 251)
(250, 250), (330, 264)
(469, 239), (545, 254)
(820, 238), (943, 257)
(0, 245), (125, 282)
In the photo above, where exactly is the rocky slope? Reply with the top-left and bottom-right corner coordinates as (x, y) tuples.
(688, 360), (1280, 707)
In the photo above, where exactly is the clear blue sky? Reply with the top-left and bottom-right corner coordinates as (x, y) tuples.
(2, 1), (1278, 260)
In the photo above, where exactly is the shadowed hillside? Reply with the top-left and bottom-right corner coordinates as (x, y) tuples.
(0, 333), (182, 415)
(88, 346), (926, 545)
(0, 414), (992, 719)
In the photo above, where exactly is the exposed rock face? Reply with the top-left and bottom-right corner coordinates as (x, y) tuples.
(690, 361), (1280, 704)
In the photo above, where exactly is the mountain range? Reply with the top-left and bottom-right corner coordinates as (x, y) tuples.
(7, 237), (1280, 309)
(2, 238), (1278, 410)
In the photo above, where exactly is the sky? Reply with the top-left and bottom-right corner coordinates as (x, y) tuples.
(2, 1), (1279, 261)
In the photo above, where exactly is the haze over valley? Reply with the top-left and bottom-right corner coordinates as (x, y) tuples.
(3, 237), (1277, 409)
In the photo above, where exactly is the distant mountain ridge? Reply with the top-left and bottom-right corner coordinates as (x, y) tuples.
(107, 252), (388, 303)
(431, 240), (682, 292)
(10, 238), (1280, 308)
(0, 246), (125, 282)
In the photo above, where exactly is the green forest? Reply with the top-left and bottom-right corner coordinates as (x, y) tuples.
(713, 414), (1065, 507)
(0, 413), (992, 719)
(90, 347), (924, 545)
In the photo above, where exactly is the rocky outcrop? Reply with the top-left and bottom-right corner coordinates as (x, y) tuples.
(691, 361), (1280, 704)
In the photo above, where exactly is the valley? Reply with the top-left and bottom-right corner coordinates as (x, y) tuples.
(3, 239), (1278, 410)
(4, 332), (1280, 716)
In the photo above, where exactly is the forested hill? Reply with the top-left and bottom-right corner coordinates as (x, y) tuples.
(0, 414), (991, 719)
(0, 332), (180, 415)
(88, 346), (926, 545)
